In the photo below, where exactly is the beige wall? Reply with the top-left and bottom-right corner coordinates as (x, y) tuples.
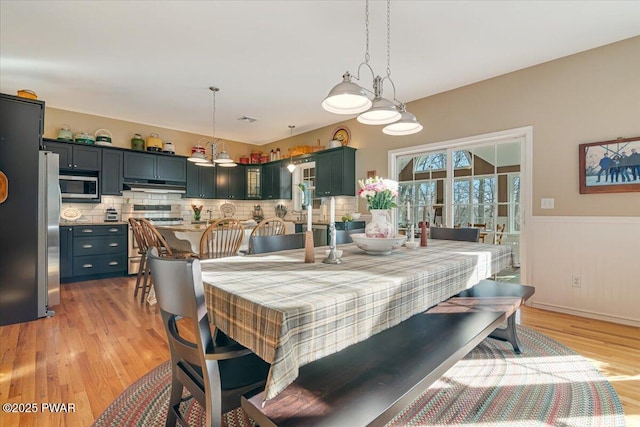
(44, 108), (261, 163)
(263, 36), (640, 216)
(45, 37), (640, 216)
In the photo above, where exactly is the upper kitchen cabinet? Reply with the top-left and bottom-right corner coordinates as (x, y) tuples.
(123, 151), (186, 182)
(315, 146), (356, 196)
(42, 140), (101, 171)
(186, 161), (215, 199)
(262, 161), (292, 200)
(245, 165), (262, 200)
(215, 165), (245, 199)
(101, 149), (123, 196)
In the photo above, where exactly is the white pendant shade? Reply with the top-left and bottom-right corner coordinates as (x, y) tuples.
(218, 161), (237, 167)
(195, 161), (214, 167)
(322, 73), (372, 115)
(214, 151), (233, 163)
(382, 110), (423, 135)
(188, 151), (208, 163)
(357, 97), (401, 125)
(287, 163), (296, 173)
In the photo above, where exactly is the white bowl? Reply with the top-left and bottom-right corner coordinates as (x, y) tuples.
(405, 241), (419, 250)
(350, 213), (362, 220)
(325, 249), (343, 258)
(350, 233), (407, 255)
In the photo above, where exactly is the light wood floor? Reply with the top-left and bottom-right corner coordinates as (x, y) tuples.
(1, 276), (638, 427)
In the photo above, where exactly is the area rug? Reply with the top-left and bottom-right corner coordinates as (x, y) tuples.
(93, 326), (625, 426)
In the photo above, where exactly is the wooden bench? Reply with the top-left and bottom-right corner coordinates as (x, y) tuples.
(242, 281), (534, 427)
(427, 280), (535, 354)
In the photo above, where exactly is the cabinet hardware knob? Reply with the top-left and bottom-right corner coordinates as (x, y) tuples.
(82, 244), (93, 248)
(109, 243), (118, 247)
(82, 264), (93, 268)
(108, 261), (118, 266)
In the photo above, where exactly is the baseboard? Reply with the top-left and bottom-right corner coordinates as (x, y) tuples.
(531, 301), (640, 327)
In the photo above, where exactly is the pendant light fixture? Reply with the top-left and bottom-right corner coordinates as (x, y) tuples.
(286, 125), (297, 173)
(322, 0), (422, 135)
(382, 103), (423, 135)
(191, 86), (237, 167)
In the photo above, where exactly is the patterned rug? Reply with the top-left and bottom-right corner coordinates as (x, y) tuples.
(93, 326), (625, 426)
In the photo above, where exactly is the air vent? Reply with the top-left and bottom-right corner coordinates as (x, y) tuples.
(237, 116), (258, 123)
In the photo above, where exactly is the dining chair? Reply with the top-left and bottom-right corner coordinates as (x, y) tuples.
(468, 223), (487, 243)
(248, 233), (306, 254)
(147, 248), (270, 427)
(250, 217), (286, 238)
(129, 218), (151, 301)
(495, 224), (506, 245)
(199, 219), (245, 259)
(335, 228), (365, 245)
(429, 226), (480, 242)
(137, 218), (177, 304)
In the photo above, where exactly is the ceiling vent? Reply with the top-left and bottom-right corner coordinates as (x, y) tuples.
(237, 116), (257, 123)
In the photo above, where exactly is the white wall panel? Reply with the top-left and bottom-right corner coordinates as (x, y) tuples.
(528, 216), (640, 326)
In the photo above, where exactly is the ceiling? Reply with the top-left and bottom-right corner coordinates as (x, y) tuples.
(1, 1), (639, 146)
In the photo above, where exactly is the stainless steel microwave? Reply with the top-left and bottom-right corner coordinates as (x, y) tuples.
(59, 175), (99, 200)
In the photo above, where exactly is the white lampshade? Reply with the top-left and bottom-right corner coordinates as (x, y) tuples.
(357, 97), (401, 125)
(196, 160), (214, 167)
(188, 151), (208, 163)
(382, 110), (423, 136)
(287, 163), (296, 173)
(214, 151), (233, 164)
(322, 72), (372, 115)
(218, 162), (237, 167)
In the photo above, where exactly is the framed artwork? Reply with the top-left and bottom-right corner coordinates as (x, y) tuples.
(579, 136), (640, 194)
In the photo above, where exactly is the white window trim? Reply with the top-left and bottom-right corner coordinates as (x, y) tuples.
(388, 126), (533, 285)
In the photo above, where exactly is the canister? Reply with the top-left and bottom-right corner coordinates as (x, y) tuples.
(131, 133), (145, 151)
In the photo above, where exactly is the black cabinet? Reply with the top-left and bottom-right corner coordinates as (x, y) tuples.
(186, 162), (215, 198)
(59, 226), (74, 280)
(42, 140), (101, 171)
(315, 147), (356, 196)
(64, 224), (128, 281)
(101, 149), (123, 196)
(262, 161), (292, 200)
(215, 166), (245, 199)
(123, 151), (186, 182)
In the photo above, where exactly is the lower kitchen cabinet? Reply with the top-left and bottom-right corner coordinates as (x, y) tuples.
(61, 224), (128, 282)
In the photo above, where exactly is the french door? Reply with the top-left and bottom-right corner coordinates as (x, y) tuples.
(389, 128), (530, 269)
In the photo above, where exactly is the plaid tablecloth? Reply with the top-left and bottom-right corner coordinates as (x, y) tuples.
(201, 239), (511, 400)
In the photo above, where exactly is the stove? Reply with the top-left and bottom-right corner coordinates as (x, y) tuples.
(122, 204), (184, 274)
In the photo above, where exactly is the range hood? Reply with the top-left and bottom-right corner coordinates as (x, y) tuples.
(123, 182), (186, 194)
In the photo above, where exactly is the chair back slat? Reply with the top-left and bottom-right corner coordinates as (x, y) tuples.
(430, 227), (480, 242)
(128, 218), (150, 254)
(200, 219), (245, 259)
(139, 218), (174, 257)
(251, 217), (286, 238)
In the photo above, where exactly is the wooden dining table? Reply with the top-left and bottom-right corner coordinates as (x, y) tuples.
(200, 239), (512, 401)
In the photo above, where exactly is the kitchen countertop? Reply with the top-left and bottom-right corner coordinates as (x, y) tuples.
(60, 221), (128, 226)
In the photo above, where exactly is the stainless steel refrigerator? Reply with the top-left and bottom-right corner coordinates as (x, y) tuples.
(0, 93), (60, 325)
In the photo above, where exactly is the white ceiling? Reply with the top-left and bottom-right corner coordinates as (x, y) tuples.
(1, 1), (639, 145)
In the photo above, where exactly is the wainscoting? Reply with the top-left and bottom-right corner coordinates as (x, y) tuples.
(528, 216), (640, 326)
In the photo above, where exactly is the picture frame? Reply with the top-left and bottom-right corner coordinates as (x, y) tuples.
(579, 136), (640, 194)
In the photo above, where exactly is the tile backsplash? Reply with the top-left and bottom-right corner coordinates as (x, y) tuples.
(62, 192), (360, 223)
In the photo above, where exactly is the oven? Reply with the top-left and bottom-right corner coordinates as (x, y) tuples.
(121, 204), (184, 274)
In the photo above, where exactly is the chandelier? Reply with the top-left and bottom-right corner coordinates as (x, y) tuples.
(321, 0), (423, 136)
(188, 86), (237, 167)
